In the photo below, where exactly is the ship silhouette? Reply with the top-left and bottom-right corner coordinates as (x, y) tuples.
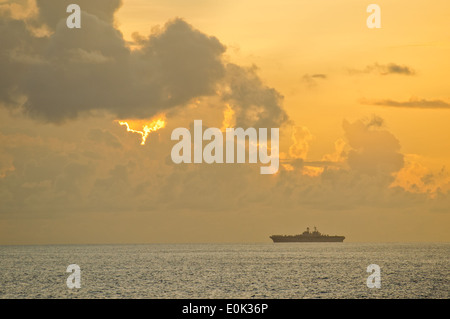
(270, 226), (345, 243)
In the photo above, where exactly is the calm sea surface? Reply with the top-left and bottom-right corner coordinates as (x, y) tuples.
(0, 243), (448, 298)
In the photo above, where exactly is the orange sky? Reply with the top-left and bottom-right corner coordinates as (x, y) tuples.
(0, 0), (449, 244)
(117, 0), (450, 166)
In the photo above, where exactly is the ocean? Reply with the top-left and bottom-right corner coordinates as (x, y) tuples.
(0, 243), (448, 299)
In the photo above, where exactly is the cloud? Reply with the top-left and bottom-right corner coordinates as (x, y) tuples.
(310, 74), (327, 79)
(33, 0), (122, 29)
(302, 73), (327, 87)
(0, 1), (289, 128)
(21, 15), (225, 122)
(0, 11), (42, 107)
(343, 118), (404, 176)
(87, 128), (122, 148)
(0, 113), (407, 217)
(1, 110), (448, 243)
(288, 126), (313, 159)
(360, 97), (450, 109)
(350, 63), (415, 76)
(321, 138), (346, 164)
(366, 115), (384, 128)
(391, 154), (450, 196)
(222, 64), (289, 128)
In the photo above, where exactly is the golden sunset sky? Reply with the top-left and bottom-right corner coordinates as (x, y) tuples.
(118, 0), (450, 162)
(0, 0), (449, 244)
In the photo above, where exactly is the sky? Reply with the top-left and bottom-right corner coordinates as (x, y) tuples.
(0, 0), (449, 244)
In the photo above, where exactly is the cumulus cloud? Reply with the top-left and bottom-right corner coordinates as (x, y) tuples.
(343, 118), (404, 176)
(32, 0), (122, 30)
(288, 126), (313, 159)
(222, 64), (289, 128)
(321, 138), (347, 164)
(391, 154), (450, 196)
(6, 15), (226, 121)
(0, 115), (408, 215)
(1, 109), (448, 243)
(360, 97), (450, 109)
(0, 1), (289, 128)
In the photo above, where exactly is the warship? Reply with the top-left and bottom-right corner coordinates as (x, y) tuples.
(270, 227), (345, 243)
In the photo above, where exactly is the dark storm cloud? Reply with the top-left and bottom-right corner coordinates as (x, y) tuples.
(21, 14), (227, 122)
(0, 15), (45, 107)
(360, 97), (450, 109)
(0, 1), (289, 126)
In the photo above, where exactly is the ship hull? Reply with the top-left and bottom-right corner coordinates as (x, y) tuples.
(270, 235), (345, 243)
